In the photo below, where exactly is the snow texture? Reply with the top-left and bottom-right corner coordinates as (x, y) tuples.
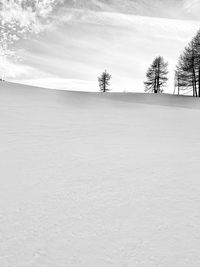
(1, 82), (200, 266)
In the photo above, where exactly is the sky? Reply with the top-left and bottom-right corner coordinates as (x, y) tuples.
(1, 0), (200, 93)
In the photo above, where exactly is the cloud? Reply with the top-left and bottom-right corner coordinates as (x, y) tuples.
(14, 77), (97, 91)
(61, 0), (194, 20)
(1, 0), (62, 28)
(8, 10), (200, 93)
(0, 0), (63, 59)
(183, 0), (200, 15)
(2, 0), (200, 92)
(0, 57), (36, 80)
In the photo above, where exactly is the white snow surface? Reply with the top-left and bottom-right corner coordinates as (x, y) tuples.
(1, 82), (200, 267)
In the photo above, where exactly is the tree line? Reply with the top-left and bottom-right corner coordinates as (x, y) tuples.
(98, 29), (200, 96)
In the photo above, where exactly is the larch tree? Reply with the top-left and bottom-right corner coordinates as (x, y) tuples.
(192, 30), (200, 97)
(175, 30), (200, 97)
(174, 67), (188, 95)
(177, 44), (197, 97)
(144, 56), (168, 93)
(98, 70), (112, 92)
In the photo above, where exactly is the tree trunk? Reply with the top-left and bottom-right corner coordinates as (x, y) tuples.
(154, 75), (157, 93)
(178, 77), (180, 95)
(192, 68), (197, 97)
(157, 63), (160, 93)
(198, 66), (200, 97)
(103, 76), (106, 92)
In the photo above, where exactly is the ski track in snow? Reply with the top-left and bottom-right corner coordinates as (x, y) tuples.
(0, 82), (200, 266)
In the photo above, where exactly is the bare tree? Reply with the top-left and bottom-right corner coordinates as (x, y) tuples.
(175, 30), (200, 97)
(174, 68), (188, 95)
(191, 30), (200, 97)
(178, 44), (197, 97)
(98, 70), (112, 92)
(144, 56), (168, 93)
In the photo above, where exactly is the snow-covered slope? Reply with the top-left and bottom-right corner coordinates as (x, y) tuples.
(1, 82), (200, 266)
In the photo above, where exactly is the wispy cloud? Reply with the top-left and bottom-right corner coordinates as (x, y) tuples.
(183, 0), (200, 16)
(0, 0), (63, 57)
(15, 77), (97, 91)
(1, 0), (62, 31)
(1, 1), (200, 91)
(9, 10), (200, 92)
(0, 0), (65, 79)
(60, 0), (200, 20)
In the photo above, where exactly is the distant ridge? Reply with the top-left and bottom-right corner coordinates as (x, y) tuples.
(1, 81), (200, 110)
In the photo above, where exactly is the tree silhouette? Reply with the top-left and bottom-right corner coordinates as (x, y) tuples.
(98, 70), (112, 92)
(174, 67), (189, 96)
(176, 30), (200, 97)
(144, 56), (168, 93)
